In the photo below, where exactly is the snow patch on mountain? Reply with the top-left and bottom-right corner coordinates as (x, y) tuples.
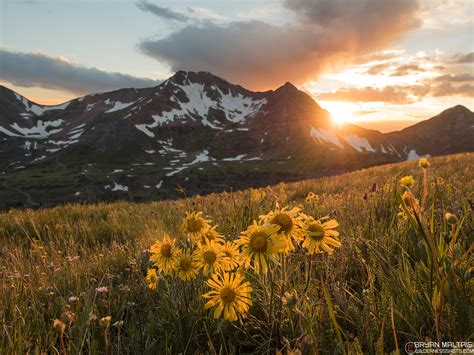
(406, 149), (431, 160)
(10, 119), (64, 138)
(14, 93), (70, 116)
(105, 182), (128, 192)
(0, 126), (22, 137)
(223, 154), (246, 161)
(135, 124), (155, 137)
(135, 81), (266, 137)
(343, 134), (376, 152)
(310, 127), (344, 149)
(214, 87), (266, 122)
(166, 150), (211, 177)
(105, 100), (138, 113)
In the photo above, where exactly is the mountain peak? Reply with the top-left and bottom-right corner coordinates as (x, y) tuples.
(166, 70), (234, 87)
(441, 104), (472, 115)
(275, 82), (298, 92)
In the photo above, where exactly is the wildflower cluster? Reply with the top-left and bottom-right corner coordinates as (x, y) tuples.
(146, 205), (342, 322)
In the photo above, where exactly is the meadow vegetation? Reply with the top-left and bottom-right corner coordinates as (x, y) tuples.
(1, 153), (473, 354)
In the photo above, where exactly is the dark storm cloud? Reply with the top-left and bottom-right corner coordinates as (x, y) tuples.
(137, 1), (190, 22)
(0, 49), (159, 94)
(139, 0), (421, 89)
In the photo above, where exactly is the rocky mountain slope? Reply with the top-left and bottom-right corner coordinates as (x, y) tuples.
(1, 71), (473, 207)
(386, 105), (474, 158)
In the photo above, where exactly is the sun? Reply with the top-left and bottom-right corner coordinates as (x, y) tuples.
(320, 102), (357, 125)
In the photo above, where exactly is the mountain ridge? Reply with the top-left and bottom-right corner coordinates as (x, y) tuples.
(1, 71), (473, 208)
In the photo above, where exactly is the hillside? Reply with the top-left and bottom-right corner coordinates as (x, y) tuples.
(387, 105), (474, 157)
(1, 153), (473, 353)
(1, 71), (473, 208)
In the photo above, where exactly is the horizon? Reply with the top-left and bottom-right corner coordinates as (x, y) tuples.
(1, 72), (469, 134)
(1, 0), (473, 132)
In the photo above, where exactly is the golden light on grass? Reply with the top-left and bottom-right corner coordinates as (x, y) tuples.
(2, 154), (472, 353)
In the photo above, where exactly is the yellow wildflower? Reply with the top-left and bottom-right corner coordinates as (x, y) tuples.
(181, 211), (211, 240)
(149, 234), (179, 275)
(174, 249), (199, 281)
(237, 222), (286, 273)
(400, 175), (415, 187)
(193, 241), (228, 276)
(203, 272), (253, 321)
(302, 216), (341, 255)
(145, 268), (159, 290)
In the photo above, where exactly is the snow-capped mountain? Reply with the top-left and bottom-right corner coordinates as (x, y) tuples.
(0, 71), (473, 207)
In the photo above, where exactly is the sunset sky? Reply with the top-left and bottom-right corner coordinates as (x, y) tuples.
(0, 0), (472, 132)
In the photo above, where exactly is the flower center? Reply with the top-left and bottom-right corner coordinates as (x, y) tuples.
(187, 217), (203, 233)
(250, 232), (268, 253)
(160, 243), (172, 257)
(308, 223), (325, 241)
(220, 287), (237, 304)
(203, 250), (217, 264)
(180, 257), (192, 271)
(272, 213), (293, 233)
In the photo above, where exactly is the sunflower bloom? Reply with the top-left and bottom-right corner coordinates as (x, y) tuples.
(181, 211), (211, 240)
(203, 272), (253, 321)
(237, 222), (286, 273)
(145, 268), (159, 290)
(149, 234), (179, 275)
(260, 206), (304, 252)
(302, 216), (341, 255)
(198, 225), (225, 246)
(174, 249), (199, 281)
(221, 241), (241, 271)
(194, 241), (229, 275)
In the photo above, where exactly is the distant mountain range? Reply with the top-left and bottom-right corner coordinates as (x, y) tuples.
(1, 71), (473, 208)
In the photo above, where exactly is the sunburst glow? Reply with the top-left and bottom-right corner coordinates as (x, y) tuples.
(320, 102), (357, 125)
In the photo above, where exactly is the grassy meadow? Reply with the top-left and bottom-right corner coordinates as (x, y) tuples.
(1, 153), (473, 354)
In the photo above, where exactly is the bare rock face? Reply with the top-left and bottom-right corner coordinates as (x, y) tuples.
(0, 71), (473, 207)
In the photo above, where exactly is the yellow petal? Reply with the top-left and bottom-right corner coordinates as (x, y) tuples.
(324, 237), (341, 248)
(214, 303), (224, 318)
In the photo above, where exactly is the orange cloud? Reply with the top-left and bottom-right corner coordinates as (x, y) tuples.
(315, 85), (428, 104)
(140, 0), (422, 90)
